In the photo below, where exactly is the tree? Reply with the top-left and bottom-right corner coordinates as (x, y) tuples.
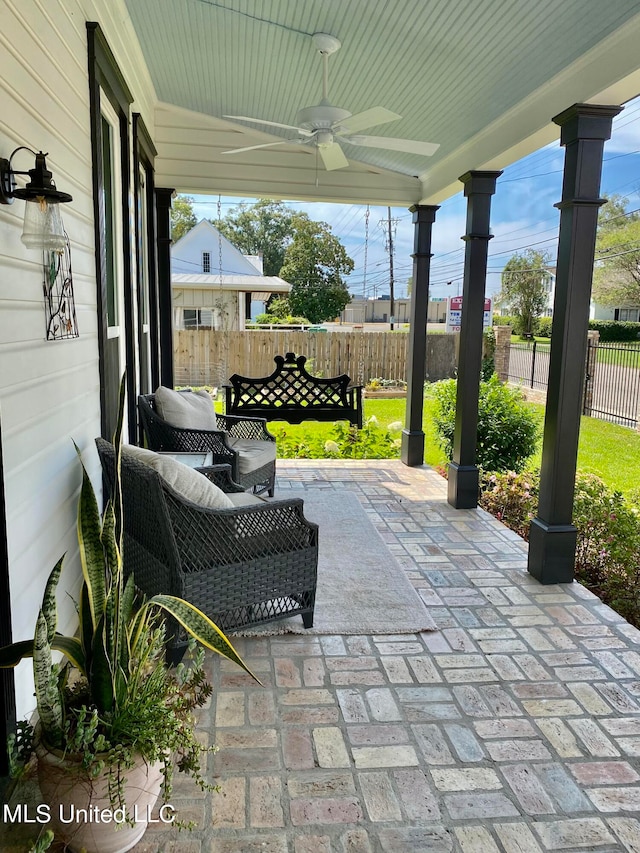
(498, 249), (551, 337)
(215, 199), (297, 276)
(170, 194), (197, 241)
(280, 216), (354, 324)
(266, 296), (291, 319)
(592, 195), (640, 307)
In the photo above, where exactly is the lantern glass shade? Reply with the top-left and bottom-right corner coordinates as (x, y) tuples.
(21, 198), (66, 251)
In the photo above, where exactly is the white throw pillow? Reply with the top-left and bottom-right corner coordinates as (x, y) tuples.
(155, 387), (217, 430)
(123, 445), (233, 510)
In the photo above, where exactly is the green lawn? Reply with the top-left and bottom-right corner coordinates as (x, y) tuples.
(510, 334), (551, 345)
(266, 396), (640, 497)
(524, 401), (640, 495)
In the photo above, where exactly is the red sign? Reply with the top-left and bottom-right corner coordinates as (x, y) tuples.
(450, 296), (491, 311)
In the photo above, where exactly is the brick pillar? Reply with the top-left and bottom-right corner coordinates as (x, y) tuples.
(493, 325), (512, 381)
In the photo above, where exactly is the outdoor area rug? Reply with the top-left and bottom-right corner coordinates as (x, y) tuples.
(232, 489), (437, 636)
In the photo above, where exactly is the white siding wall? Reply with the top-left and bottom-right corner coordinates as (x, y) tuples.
(172, 221), (262, 275)
(590, 303), (616, 321)
(0, 0), (156, 719)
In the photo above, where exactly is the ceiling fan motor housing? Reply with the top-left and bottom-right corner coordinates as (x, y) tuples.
(296, 104), (351, 131)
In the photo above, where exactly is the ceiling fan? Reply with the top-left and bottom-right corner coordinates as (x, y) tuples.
(222, 33), (439, 171)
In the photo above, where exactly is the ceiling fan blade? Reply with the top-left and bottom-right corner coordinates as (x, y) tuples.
(336, 107), (401, 135)
(222, 140), (291, 155)
(344, 136), (440, 156)
(319, 142), (349, 171)
(224, 115), (313, 136)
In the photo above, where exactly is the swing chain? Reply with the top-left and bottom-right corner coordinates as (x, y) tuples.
(217, 194), (223, 287)
(363, 204), (370, 301)
(357, 204), (370, 389)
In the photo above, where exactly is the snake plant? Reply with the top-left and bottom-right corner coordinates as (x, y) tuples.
(0, 376), (257, 752)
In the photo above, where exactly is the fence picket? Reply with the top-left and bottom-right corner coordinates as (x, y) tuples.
(173, 329), (457, 388)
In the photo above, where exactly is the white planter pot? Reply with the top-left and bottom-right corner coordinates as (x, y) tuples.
(36, 740), (163, 853)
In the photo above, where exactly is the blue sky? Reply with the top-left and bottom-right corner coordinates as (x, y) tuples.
(188, 96), (640, 303)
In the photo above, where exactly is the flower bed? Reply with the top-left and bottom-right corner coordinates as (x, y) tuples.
(479, 469), (640, 628)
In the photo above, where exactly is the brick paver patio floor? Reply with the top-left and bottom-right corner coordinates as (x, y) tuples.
(6, 460), (640, 852)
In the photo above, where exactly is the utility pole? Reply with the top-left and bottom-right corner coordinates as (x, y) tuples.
(387, 207), (395, 330)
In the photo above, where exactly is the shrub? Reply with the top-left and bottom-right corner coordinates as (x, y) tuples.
(479, 469), (640, 628)
(588, 320), (640, 342)
(480, 470), (539, 538)
(253, 313), (309, 326)
(493, 315), (517, 327)
(536, 316), (553, 338)
(431, 375), (540, 472)
(268, 296), (290, 319)
(275, 417), (399, 460)
(482, 328), (496, 380)
(572, 473), (640, 625)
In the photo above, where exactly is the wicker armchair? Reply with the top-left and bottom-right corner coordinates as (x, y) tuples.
(96, 438), (318, 658)
(138, 392), (276, 496)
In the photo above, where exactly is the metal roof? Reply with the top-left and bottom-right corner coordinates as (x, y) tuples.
(172, 273), (291, 292)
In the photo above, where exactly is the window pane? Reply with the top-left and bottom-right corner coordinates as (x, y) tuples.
(137, 164), (149, 325)
(101, 115), (117, 327)
(202, 251), (211, 273)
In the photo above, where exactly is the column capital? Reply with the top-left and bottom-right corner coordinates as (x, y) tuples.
(553, 103), (622, 145)
(459, 171), (503, 196)
(155, 187), (175, 205)
(409, 204), (439, 224)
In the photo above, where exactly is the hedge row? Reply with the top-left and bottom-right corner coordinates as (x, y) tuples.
(494, 316), (640, 342)
(588, 320), (640, 342)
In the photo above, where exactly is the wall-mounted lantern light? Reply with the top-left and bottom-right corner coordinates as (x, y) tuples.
(0, 147), (72, 251)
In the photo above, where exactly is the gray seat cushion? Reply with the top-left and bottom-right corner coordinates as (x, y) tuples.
(228, 492), (268, 507)
(227, 438), (277, 475)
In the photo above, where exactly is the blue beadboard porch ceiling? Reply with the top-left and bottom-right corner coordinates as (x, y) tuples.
(123, 0), (640, 205)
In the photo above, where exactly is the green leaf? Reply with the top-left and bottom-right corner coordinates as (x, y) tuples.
(41, 555), (65, 644)
(78, 582), (94, 668)
(75, 450), (106, 627)
(52, 636), (86, 674)
(33, 611), (63, 745)
(89, 614), (115, 713)
(101, 499), (120, 582)
(0, 639), (36, 668)
(118, 575), (136, 671)
(0, 635), (85, 673)
(146, 595), (260, 683)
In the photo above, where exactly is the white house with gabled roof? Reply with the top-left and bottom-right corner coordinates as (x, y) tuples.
(171, 220), (291, 329)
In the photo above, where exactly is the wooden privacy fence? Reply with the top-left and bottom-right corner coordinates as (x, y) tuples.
(173, 330), (458, 388)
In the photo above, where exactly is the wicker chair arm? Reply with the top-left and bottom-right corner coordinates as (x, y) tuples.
(216, 413), (276, 442)
(195, 465), (245, 493)
(157, 422), (236, 458)
(165, 493), (318, 571)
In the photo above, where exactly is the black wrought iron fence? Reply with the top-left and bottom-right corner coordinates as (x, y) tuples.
(583, 341), (640, 428)
(506, 341), (551, 390)
(506, 338), (640, 428)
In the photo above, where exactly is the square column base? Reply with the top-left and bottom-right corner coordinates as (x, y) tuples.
(401, 430), (424, 467)
(447, 462), (479, 508)
(527, 517), (576, 584)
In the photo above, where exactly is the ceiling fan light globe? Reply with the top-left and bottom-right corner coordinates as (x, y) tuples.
(315, 130), (334, 148)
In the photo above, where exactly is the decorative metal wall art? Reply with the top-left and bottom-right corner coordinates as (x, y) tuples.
(43, 232), (79, 340)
